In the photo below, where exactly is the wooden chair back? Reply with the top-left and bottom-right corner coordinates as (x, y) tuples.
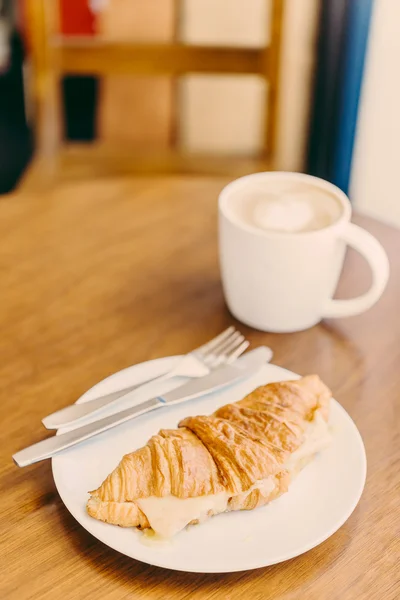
(23, 0), (284, 184)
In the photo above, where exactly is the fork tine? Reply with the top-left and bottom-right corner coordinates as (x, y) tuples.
(195, 326), (236, 355)
(213, 332), (244, 356)
(204, 334), (247, 367)
(201, 331), (241, 364)
(225, 340), (250, 363)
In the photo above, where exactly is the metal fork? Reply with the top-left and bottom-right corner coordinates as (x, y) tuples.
(42, 326), (250, 430)
(14, 346), (272, 467)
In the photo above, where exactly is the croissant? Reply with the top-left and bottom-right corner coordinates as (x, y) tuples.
(87, 375), (332, 538)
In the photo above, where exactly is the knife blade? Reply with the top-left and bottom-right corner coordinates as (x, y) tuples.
(13, 347), (269, 467)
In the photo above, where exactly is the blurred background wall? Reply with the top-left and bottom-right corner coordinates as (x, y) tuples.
(0, 0), (319, 192)
(1, 0), (399, 233)
(0, 0), (320, 191)
(350, 0), (400, 228)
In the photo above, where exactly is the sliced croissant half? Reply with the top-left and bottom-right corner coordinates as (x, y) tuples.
(87, 375), (332, 538)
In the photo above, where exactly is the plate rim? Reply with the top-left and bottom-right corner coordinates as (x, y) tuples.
(52, 358), (367, 573)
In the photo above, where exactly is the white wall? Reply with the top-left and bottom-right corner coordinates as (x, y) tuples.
(350, 0), (400, 227)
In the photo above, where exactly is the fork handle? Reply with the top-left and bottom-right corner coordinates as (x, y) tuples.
(42, 371), (171, 430)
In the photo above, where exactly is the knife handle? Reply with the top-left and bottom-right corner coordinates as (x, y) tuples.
(13, 397), (163, 467)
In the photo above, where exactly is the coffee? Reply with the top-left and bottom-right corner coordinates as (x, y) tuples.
(219, 172), (389, 332)
(227, 180), (343, 233)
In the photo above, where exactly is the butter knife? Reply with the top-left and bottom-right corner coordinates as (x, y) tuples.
(43, 344), (273, 430)
(13, 346), (269, 467)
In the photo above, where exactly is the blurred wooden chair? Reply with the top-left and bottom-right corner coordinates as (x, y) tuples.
(20, 0), (284, 191)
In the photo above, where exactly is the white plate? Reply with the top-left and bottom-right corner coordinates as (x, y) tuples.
(52, 358), (367, 573)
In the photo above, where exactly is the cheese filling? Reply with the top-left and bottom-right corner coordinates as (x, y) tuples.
(137, 493), (229, 539)
(138, 412), (331, 538)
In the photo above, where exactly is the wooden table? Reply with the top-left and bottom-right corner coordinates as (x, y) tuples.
(1, 176), (399, 600)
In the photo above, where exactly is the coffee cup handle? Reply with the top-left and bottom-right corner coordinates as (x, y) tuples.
(323, 223), (390, 319)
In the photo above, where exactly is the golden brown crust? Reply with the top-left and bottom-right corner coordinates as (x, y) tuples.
(87, 375), (331, 529)
(213, 376), (331, 452)
(91, 428), (225, 502)
(87, 496), (150, 529)
(179, 416), (287, 495)
(227, 471), (290, 512)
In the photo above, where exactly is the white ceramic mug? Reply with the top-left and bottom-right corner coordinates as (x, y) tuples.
(218, 172), (390, 333)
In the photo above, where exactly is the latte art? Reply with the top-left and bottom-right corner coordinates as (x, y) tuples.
(228, 182), (343, 233)
(253, 194), (315, 233)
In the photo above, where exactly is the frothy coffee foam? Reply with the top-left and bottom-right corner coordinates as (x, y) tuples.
(228, 181), (342, 233)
